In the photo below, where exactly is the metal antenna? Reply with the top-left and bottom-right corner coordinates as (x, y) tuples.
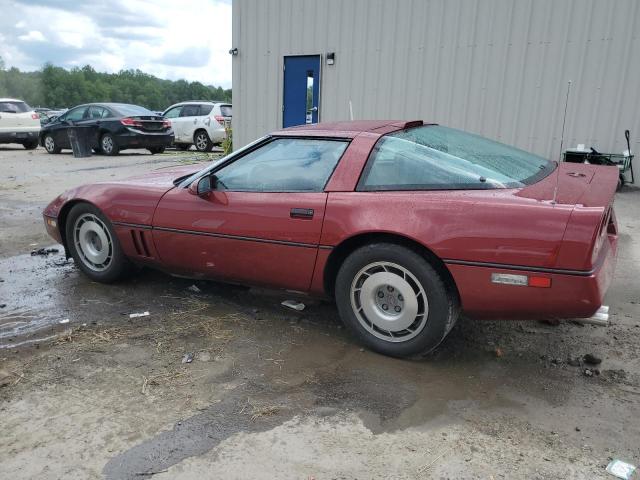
(553, 80), (572, 204)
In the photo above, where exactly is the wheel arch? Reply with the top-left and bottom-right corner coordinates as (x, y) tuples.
(323, 232), (460, 303)
(57, 199), (100, 254)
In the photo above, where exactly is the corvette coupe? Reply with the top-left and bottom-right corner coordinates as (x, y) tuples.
(43, 120), (619, 357)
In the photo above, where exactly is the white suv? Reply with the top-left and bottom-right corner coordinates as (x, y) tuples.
(162, 101), (231, 151)
(0, 98), (41, 149)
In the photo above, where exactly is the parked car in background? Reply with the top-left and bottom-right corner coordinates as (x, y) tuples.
(163, 101), (231, 151)
(0, 98), (41, 149)
(36, 108), (67, 126)
(42, 120), (619, 358)
(40, 103), (173, 156)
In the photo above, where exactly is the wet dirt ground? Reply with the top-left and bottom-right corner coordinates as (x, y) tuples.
(1, 146), (639, 479)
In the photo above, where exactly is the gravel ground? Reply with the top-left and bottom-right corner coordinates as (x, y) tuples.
(0, 145), (639, 479)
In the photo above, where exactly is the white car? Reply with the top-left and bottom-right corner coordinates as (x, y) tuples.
(162, 101), (231, 151)
(0, 98), (41, 149)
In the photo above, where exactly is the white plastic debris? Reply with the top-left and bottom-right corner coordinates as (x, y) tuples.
(182, 353), (194, 364)
(606, 459), (636, 479)
(59, 318), (70, 324)
(129, 311), (150, 319)
(281, 299), (306, 311)
(188, 285), (201, 293)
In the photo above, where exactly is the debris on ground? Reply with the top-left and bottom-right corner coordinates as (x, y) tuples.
(583, 368), (600, 377)
(583, 353), (602, 365)
(182, 353), (194, 364)
(495, 347), (504, 357)
(281, 299), (305, 311)
(59, 318), (70, 324)
(30, 247), (59, 256)
(188, 285), (201, 293)
(129, 311), (150, 319)
(606, 459), (636, 479)
(568, 357), (582, 367)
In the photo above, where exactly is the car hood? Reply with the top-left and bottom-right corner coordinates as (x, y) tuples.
(44, 163), (205, 225)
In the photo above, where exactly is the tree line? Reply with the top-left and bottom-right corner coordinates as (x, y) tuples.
(0, 58), (231, 111)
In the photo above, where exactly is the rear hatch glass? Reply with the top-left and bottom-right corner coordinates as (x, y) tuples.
(219, 105), (232, 117)
(0, 101), (30, 113)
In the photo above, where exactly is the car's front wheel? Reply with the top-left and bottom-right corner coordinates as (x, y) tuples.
(100, 133), (119, 156)
(193, 130), (212, 152)
(65, 203), (132, 283)
(335, 243), (459, 358)
(43, 134), (61, 154)
(23, 139), (38, 150)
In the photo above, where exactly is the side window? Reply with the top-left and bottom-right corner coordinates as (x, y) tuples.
(199, 104), (214, 116)
(213, 138), (348, 192)
(164, 106), (182, 119)
(66, 107), (88, 122)
(180, 105), (199, 117)
(88, 106), (107, 119)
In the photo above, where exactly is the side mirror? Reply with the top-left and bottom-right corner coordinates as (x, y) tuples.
(188, 175), (213, 197)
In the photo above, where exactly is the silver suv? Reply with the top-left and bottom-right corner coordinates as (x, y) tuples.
(163, 101), (231, 151)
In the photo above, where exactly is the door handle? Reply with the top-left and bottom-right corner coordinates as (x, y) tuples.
(290, 208), (314, 219)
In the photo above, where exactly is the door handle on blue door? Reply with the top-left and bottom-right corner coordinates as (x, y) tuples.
(290, 208), (314, 219)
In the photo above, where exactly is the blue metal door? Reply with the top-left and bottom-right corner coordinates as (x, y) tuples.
(283, 55), (320, 128)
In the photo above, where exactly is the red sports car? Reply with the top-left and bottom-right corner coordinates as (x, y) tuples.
(43, 120), (619, 357)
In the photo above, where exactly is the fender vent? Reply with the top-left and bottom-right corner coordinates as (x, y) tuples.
(130, 230), (151, 257)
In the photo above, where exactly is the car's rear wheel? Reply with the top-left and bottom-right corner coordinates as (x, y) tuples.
(23, 140), (38, 150)
(65, 203), (132, 283)
(43, 134), (61, 154)
(101, 133), (119, 156)
(335, 243), (459, 358)
(194, 130), (212, 152)
(148, 146), (165, 154)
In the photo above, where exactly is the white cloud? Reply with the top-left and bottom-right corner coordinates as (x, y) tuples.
(17, 30), (46, 42)
(0, 0), (232, 88)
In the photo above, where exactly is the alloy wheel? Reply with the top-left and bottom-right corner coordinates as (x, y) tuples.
(101, 135), (114, 154)
(44, 136), (55, 153)
(350, 261), (429, 343)
(195, 132), (209, 151)
(73, 213), (113, 272)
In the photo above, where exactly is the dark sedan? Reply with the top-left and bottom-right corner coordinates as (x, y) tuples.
(39, 103), (174, 155)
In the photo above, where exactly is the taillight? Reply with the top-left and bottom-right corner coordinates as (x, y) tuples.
(120, 117), (143, 127)
(214, 115), (225, 125)
(31, 113), (39, 120)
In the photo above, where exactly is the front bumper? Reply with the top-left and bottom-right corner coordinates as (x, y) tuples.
(447, 234), (618, 319)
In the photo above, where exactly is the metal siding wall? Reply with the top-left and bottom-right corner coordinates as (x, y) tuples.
(233, 0), (640, 160)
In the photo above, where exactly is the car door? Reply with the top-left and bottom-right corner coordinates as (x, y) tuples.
(54, 106), (88, 148)
(176, 104), (200, 143)
(152, 136), (350, 291)
(163, 105), (182, 140)
(83, 106), (109, 148)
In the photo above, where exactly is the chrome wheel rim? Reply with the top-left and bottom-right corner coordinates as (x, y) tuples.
(350, 261), (428, 343)
(44, 136), (55, 152)
(73, 213), (113, 272)
(102, 136), (113, 154)
(195, 133), (208, 150)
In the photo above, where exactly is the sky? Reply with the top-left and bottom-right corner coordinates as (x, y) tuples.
(0, 0), (232, 88)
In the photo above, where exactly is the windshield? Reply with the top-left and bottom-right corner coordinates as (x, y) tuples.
(360, 125), (555, 191)
(112, 104), (156, 117)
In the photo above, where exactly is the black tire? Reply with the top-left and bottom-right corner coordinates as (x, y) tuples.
(23, 139), (38, 150)
(65, 203), (133, 283)
(43, 134), (61, 154)
(335, 243), (459, 358)
(100, 133), (119, 156)
(176, 144), (190, 151)
(193, 130), (212, 152)
(148, 146), (165, 154)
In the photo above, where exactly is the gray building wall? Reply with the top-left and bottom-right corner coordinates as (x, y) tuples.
(232, 0), (640, 160)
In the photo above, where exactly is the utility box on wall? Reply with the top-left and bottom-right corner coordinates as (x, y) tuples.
(232, 0), (640, 159)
